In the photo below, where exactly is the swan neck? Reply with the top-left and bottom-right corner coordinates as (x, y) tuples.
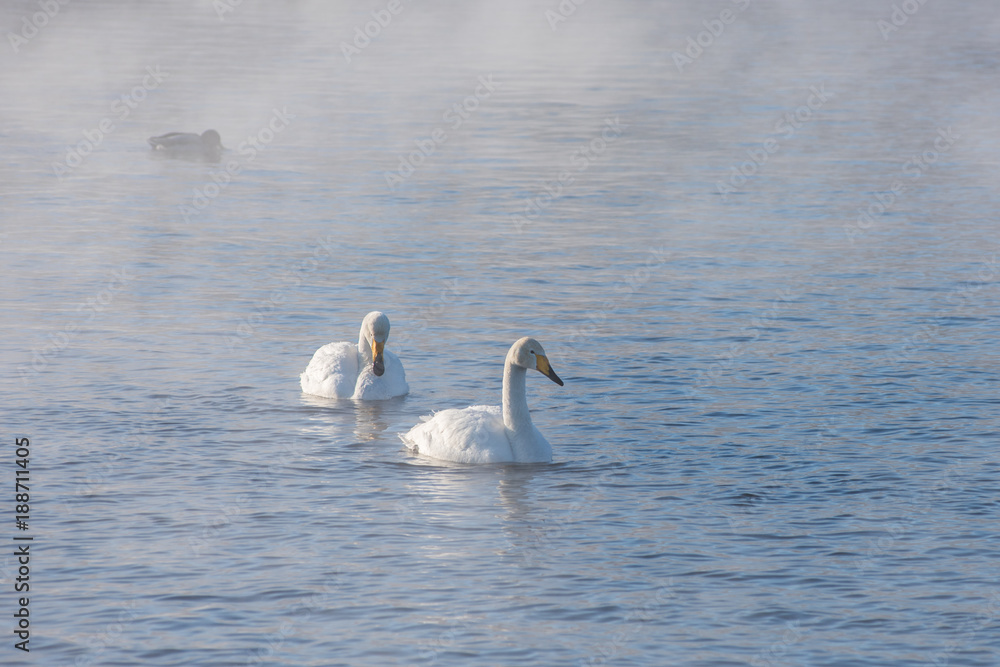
(357, 327), (370, 360)
(502, 362), (531, 434)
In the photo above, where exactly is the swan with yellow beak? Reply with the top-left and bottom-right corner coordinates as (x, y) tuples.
(300, 311), (409, 400)
(401, 337), (563, 463)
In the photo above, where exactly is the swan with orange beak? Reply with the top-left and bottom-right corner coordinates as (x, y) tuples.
(300, 311), (409, 400)
(400, 337), (563, 463)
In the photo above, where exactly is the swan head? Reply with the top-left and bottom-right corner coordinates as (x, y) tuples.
(360, 311), (391, 376)
(507, 337), (564, 386)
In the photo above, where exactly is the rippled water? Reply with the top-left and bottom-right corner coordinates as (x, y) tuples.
(3, 1), (999, 665)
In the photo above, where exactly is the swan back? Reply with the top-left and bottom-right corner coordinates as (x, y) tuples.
(403, 406), (515, 463)
(300, 341), (359, 398)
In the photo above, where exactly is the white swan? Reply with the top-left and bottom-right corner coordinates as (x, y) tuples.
(300, 311), (409, 400)
(401, 337), (563, 463)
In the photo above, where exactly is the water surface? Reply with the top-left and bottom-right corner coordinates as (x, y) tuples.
(2, 1), (999, 665)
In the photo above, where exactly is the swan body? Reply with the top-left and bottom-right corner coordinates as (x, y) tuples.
(300, 311), (409, 400)
(401, 337), (563, 463)
(148, 129), (223, 161)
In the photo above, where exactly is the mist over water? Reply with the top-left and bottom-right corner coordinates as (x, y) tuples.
(2, 1), (999, 665)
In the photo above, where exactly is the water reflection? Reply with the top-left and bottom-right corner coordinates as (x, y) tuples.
(297, 392), (403, 445)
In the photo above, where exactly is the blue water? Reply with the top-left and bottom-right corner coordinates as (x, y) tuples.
(2, 1), (999, 665)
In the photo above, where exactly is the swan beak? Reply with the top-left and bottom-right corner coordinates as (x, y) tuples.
(372, 340), (386, 377)
(536, 354), (564, 386)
